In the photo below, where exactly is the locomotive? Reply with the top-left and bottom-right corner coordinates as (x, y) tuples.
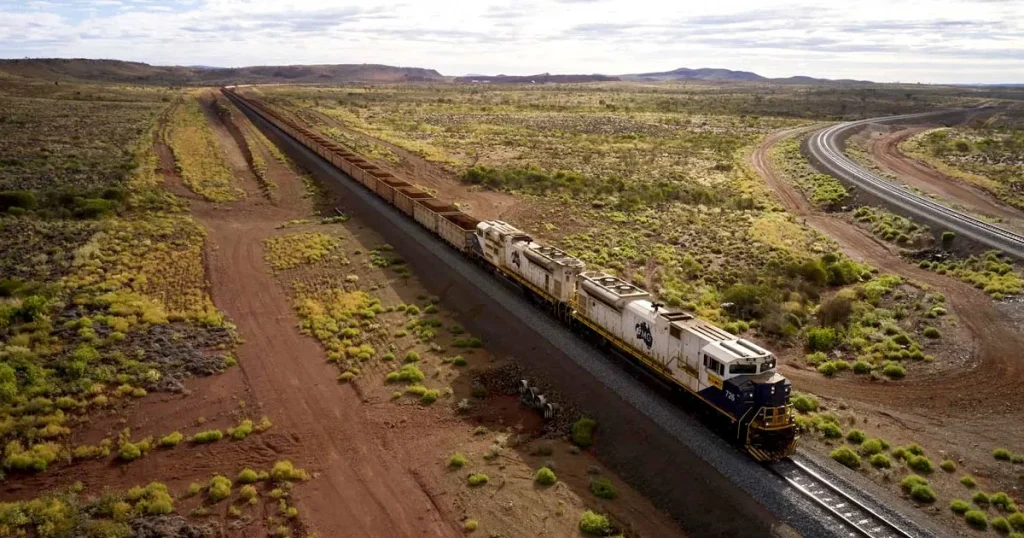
(222, 87), (797, 461)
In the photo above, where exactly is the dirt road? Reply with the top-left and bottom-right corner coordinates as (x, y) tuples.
(751, 128), (1024, 416)
(866, 127), (1024, 229)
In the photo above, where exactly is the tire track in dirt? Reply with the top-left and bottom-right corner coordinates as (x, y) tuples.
(866, 127), (1024, 230)
(751, 128), (1024, 417)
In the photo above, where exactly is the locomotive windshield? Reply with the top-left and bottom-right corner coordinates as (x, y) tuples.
(729, 363), (757, 374)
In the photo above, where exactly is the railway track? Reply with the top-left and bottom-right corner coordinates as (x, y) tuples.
(771, 456), (918, 538)
(806, 108), (1024, 258)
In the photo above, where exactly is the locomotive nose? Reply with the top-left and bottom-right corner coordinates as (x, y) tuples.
(753, 375), (791, 407)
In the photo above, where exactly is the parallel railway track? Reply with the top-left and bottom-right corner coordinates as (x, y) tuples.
(807, 108), (1024, 258)
(771, 457), (918, 538)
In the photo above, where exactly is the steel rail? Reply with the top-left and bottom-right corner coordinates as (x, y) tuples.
(806, 108), (1024, 258)
(771, 457), (917, 538)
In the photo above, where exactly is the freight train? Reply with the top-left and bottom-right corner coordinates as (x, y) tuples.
(221, 87), (797, 461)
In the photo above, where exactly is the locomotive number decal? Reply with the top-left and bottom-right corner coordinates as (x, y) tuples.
(635, 321), (653, 349)
(511, 251), (522, 269)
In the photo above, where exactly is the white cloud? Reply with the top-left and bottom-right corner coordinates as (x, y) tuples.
(0, 0), (1021, 83)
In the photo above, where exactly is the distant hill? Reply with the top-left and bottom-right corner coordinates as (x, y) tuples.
(0, 58), (445, 85)
(454, 73), (620, 84)
(622, 67), (871, 84)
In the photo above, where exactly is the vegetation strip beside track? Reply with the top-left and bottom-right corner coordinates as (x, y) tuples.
(807, 109), (1024, 258)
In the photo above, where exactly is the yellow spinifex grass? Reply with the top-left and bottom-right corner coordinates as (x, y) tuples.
(167, 95), (243, 202)
(263, 231), (343, 271)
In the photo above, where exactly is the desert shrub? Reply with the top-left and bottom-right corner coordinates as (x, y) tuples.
(270, 460), (309, 482)
(940, 460), (956, 472)
(882, 361), (906, 379)
(792, 394), (818, 412)
(535, 467), (557, 486)
(845, 429), (866, 444)
(993, 517), (1012, 533)
(453, 337), (484, 349)
(578, 510), (611, 536)
(820, 422), (843, 439)
(807, 326), (837, 351)
(338, 371), (355, 383)
(966, 510), (988, 530)
(818, 293), (854, 327)
(923, 327), (940, 339)
(572, 417), (597, 447)
(451, 355), (467, 367)
(463, 519), (478, 532)
(870, 454), (892, 468)
(830, 447), (861, 469)
(192, 430), (223, 444)
(900, 475), (929, 493)
(158, 431), (183, 447)
(239, 484), (258, 501)
(591, 477), (617, 499)
(448, 453), (467, 469)
(910, 484), (936, 503)
(961, 475), (977, 487)
(995, 448), (1013, 461)
(951, 499), (971, 514)
(852, 360), (872, 374)
(237, 468), (259, 484)
(1007, 512), (1024, 530)
(817, 361), (839, 377)
(420, 389), (440, 405)
(208, 475), (232, 502)
(992, 492), (1014, 511)
(228, 419), (254, 440)
(908, 455), (934, 473)
(942, 231), (956, 244)
(973, 492), (991, 506)
(386, 365), (425, 383)
(859, 438), (885, 456)
(467, 473), (488, 487)
(404, 351), (420, 363)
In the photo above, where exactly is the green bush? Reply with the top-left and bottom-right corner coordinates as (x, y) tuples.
(228, 419), (253, 440)
(965, 510), (988, 530)
(386, 365), (425, 383)
(900, 475), (929, 492)
(960, 475), (977, 488)
(910, 484), (936, 503)
(992, 492), (1014, 511)
(237, 468), (259, 483)
(942, 231), (956, 244)
(467, 473), (488, 487)
(0, 191), (38, 211)
(463, 520), (478, 532)
(923, 327), (940, 339)
(420, 389), (439, 405)
(852, 360), (873, 374)
(208, 475), (232, 502)
(591, 478), (617, 499)
(940, 460), (956, 472)
(870, 454), (892, 468)
(192, 430), (223, 444)
(845, 429), (866, 444)
(578, 510), (612, 536)
(882, 361), (906, 379)
(820, 422), (843, 439)
(951, 499), (971, 514)
(572, 418), (597, 447)
(973, 491), (991, 506)
(908, 455), (934, 473)
(859, 438), (885, 456)
(994, 448), (1013, 461)
(239, 484), (258, 501)
(807, 326), (837, 351)
(404, 351), (420, 363)
(805, 352), (827, 366)
(1008, 512), (1024, 530)
(817, 361), (839, 377)
(452, 356), (467, 367)
(830, 447), (861, 469)
(792, 394), (818, 413)
(448, 453), (468, 469)
(453, 337), (484, 349)
(535, 467), (557, 486)
(993, 517), (1011, 533)
(158, 431), (183, 447)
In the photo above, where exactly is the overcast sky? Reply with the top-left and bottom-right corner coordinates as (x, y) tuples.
(2, 0), (1022, 84)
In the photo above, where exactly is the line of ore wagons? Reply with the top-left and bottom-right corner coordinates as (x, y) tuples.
(223, 87), (481, 251)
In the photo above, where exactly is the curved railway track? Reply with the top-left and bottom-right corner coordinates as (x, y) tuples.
(806, 108), (1024, 258)
(771, 456), (920, 538)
